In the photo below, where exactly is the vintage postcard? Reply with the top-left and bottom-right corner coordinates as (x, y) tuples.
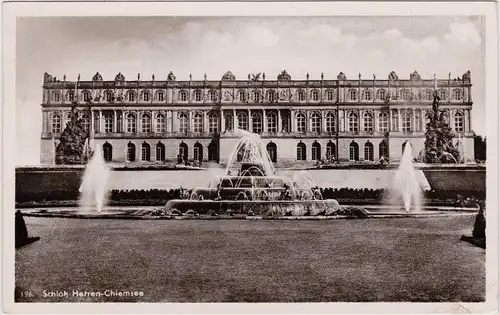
(3, 1), (498, 314)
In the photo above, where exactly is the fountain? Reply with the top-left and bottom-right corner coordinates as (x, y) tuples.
(391, 142), (422, 212)
(78, 144), (110, 213)
(165, 130), (341, 216)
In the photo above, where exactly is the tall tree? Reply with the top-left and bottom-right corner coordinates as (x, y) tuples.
(424, 92), (460, 163)
(55, 106), (90, 164)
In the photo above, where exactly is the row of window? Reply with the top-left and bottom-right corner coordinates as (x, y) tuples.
(99, 140), (400, 163)
(49, 110), (467, 134)
(49, 87), (465, 103)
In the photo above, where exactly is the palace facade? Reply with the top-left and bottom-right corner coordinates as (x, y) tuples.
(40, 70), (474, 165)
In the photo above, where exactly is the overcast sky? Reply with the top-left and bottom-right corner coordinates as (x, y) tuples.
(16, 16), (485, 165)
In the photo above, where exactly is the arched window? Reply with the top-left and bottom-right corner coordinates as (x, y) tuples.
(103, 112), (113, 133)
(83, 91), (92, 103)
(311, 112), (321, 133)
(237, 112), (248, 131)
(376, 89), (387, 100)
(267, 90), (277, 102)
(157, 91), (165, 102)
(193, 113), (203, 133)
(349, 141), (359, 161)
(363, 112), (374, 132)
(296, 142), (306, 161)
(252, 113), (262, 134)
(52, 91), (60, 102)
(239, 90), (247, 102)
(438, 88), (447, 100)
(325, 112), (336, 133)
(364, 141), (374, 161)
(208, 90), (217, 102)
(179, 112), (189, 134)
(102, 142), (112, 162)
(127, 142), (136, 162)
(68, 91), (75, 103)
(348, 89), (357, 101)
(156, 113), (166, 133)
(454, 112), (464, 132)
(142, 90), (151, 102)
(311, 90), (319, 101)
(425, 89), (434, 100)
(194, 142), (203, 162)
(296, 112), (306, 133)
(208, 113), (218, 134)
(267, 112), (277, 133)
(297, 90), (305, 101)
(179, 90), (188, 102)
(312, 141), (321, 161)
(252, 91), (260, 103)
(379, 140), (389, 159)
(142, 143), (151, 161)
(348, 112), (358, 132)
(193, 90), (202, 102)
(105, 90), (114, 102)
(326, 90), (334, 101)
(52, 113), (62, 133)
(156, 142), (165, 162)
(224, 114), (233, 131)
(326, 141), (336, 160)
(363, 89), (372, 101)
(266, 142), (277, 163)
(127, 91), (135, 102)
(127, 113), (136, 133)
(453, 89), (462, 101)
(141, 113), (152, 133)
(80, 112), (90, 132)
(402, 111), (411, 132)
(208, 141), (218, 162)
(179, 142), (188, 161)
(400, 89), (411, 100)
(378, 112), (389, 132)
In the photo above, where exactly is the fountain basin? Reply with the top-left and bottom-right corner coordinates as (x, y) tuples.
(165, 199), (341, 216)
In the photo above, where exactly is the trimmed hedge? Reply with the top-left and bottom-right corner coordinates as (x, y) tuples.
(16, 187), (485, 206)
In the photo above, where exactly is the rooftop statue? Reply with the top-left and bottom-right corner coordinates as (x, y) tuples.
(222, 71), (236, 81)
(388, 71), (399, 80)
(336, 72), (346, 80)
(114, 72), (125, 82)
(277, 70), (291, 81)
(167, 71), (176, 81)
(410, 70), (421, 80)
(92, 72), (103, 81)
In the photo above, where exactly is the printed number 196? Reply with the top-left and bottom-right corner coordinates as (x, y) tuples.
(20, 291), (34, 298)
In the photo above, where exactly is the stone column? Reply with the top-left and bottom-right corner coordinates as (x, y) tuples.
(307, 111), (312, 132)
(412, 109), (416, 132)
(263, 109), (267, 133)
(233, 109), (237, 130)
(204, 110), (209, 133)
(278, 110), (282, 132)
(152, 110), (157, 133)
(189, 110), (192, 133)
(389, 109), (392, 132)
(322, 110), (326, 133)
(374, 110), (379, 132)
(136, 111), (141, 133)
(171, 110), (175, 133)
(42, 111), (47, 134)
(220, 109), (225, 132)
(289, 109), (294, 132)
(113, 110), (117, 133)
(398, 109), (402, 131)
(248, 109), (252, 132)
(467, 109), (471, 132)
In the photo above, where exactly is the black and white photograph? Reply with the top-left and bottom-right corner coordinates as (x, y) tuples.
(3, 1), (498, 313)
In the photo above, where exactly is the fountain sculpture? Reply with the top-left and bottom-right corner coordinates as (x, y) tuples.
(392, 142), (422, 212)
(78, 144), (110, 213)
(165, 130), (341, 216)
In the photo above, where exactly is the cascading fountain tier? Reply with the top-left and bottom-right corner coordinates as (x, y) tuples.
(165, 130), (341, 216)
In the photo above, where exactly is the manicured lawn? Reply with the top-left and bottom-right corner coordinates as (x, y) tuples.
(15, 216), (484, 302)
